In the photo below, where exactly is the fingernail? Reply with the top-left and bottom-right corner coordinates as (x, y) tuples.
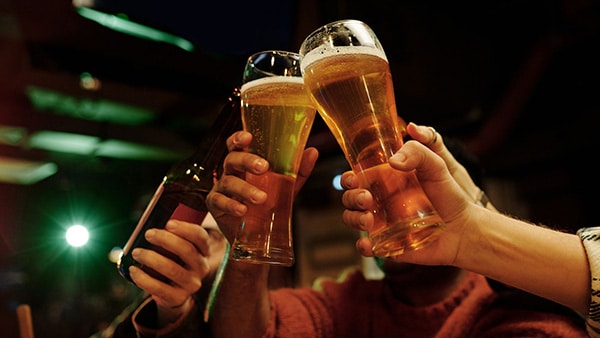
(357, 191), (366, 206)
(166, 220), (178, 230)
(391, 151), (407, 163)
(254, 159), (268, 172)
(251, 189), (267, 203)
(235, 204), (246, 216)
(145, 229), (156, 239)
(359, 213), (368, 227)
(233, 132), (243, 145)
(344, 174), (356, 189)
(132, 249), (141, 259)
(129, 266), (139, 277)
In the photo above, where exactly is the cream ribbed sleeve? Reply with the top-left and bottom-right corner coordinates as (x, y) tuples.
(578, 227), (600, 337)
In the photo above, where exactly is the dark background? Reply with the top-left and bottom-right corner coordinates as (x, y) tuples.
(1, 0), (599, 336)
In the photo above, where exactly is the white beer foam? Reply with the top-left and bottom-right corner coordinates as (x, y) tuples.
(241, 76), (304, 92)
(301, 45), (388, 69)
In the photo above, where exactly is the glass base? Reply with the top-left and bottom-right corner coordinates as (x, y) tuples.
(370, 214), (445, 257)
(231, 246), (295, 266)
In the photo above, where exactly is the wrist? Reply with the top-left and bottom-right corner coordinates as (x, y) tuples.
(157, 296), (194, 327)
(132, 296), (198, 336)
(453, 204), (492, 270)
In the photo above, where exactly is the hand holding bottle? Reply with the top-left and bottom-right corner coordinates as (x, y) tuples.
(118, 88), (241, 284)
(127, 217), (228, 326)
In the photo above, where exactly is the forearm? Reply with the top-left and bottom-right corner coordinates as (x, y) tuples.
(210, 260), (271, 338)
(457, 206), (590, 314)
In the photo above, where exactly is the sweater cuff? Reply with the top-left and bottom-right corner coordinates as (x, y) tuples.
(132, 297), (196, 337)
(577, 227), (600, 336)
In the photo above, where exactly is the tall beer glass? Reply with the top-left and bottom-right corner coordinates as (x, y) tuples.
(299, 20), (444, 256)
(232, 50), (316, 266)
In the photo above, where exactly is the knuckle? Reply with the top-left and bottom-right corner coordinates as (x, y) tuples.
(168, 266), (186, 282)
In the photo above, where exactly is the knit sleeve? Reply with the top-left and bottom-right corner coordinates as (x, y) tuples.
(577, 226), (600, 338)
(131, 297), (206, 338)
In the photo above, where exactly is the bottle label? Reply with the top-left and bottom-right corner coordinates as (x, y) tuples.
(118, 180), (210, 284)
(171, 202), (209, 225)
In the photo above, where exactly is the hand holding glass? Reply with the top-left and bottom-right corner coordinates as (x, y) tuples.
(299, 20), (444, 256)
(232, 50), (316, 266)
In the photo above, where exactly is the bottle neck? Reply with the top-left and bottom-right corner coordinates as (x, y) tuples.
(188, 87), (242, 174)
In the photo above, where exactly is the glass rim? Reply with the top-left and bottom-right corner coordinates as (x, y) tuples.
(247, 50), (301, 60)
(243, 50), (302, 83)
(299, 19), (380, 56)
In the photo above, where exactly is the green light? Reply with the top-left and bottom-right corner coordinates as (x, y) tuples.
(26, 86), (157, 125)
(66, 225), (90, 247)
(96, 139), (189, 161)
(75, 6), (195, 52)
(0, 156), (58, 185)
(26, 130), (189, 161)
(0, 125), (27, 145)
(28, 131), (100, 155)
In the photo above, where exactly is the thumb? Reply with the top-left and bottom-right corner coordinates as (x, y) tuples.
(389, 141), (470, 221)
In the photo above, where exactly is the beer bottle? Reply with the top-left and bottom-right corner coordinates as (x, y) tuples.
(118, 87), (241, 284)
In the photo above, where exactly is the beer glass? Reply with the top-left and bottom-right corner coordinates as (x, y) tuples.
(232, 50), (316, 266)
(299, 20), (444, 256)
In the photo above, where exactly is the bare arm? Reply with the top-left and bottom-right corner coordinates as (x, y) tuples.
(206, 131), (319, 338)
(210, 262), (271, 338)
(458, 206), (590, 314)
(341, 122), (590, 314)
(401, 125), (590, 313)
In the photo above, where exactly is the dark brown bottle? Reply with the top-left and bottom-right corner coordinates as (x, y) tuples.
(118, 88), (241, 284)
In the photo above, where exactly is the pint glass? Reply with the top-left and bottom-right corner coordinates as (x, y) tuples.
(232, 50), (316, 266)
(299, 20), (444, 256)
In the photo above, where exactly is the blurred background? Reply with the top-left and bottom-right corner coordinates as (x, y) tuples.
(1, 0), (598, 336)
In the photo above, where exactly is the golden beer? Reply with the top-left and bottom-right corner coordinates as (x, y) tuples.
(234, 172), (296, 265)
(233, 75), (316, 265)
(302, 43), (444, 256)
(302, 48), (400, 167)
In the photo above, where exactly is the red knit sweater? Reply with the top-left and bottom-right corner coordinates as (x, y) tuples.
(264, 270), (586, 338)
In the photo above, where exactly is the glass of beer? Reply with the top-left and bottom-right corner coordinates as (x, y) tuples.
(232, 50), (316, 266)
(299, 19), (444, 256)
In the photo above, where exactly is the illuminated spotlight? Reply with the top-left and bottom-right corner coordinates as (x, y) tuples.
(65, 225), (90, 247)
(332, 174), (343, 191)
(108, 246), (123, 264)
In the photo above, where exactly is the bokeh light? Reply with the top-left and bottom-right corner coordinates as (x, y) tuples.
(66, 224), (90, 247)
(332, 174), (343, 191)
(108, 246), (123, 263)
